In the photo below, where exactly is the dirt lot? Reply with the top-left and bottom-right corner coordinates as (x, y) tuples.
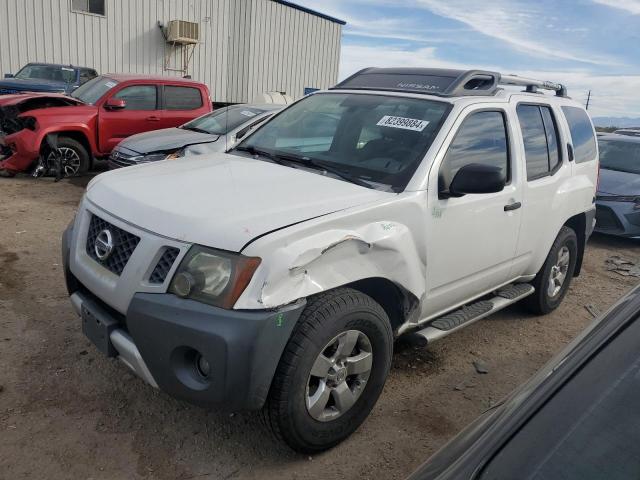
(1, 175), (639, 480)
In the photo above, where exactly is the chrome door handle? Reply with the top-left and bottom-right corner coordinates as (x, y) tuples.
(504, 202), (522, 211)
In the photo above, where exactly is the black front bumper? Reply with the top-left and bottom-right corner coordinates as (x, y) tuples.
(63, 224), (306, 411)
(126, 293), (305, 410)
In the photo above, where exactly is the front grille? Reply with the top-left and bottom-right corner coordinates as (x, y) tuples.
(596, 205), (624, 232)
(86, 214), (140, 275)
(108, 152), (138, 169)
(149, 247), (180, 284)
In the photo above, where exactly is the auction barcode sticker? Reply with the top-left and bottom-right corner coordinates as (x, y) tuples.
(376, 115), (429, 132)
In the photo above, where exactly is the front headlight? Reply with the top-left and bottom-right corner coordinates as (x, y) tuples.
(169, 246), (261, 309)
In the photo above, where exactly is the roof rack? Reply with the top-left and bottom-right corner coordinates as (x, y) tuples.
(332, 68), (568, 98)
(499, 74), (567, 97)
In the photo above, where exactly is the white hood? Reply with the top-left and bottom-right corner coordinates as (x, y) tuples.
(86, 153), (391, 251)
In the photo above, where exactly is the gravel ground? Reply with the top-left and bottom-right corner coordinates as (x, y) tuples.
(1, 175), (639, 480)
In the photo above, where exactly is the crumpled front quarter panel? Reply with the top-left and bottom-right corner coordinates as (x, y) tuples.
(236, 192), (429, 310)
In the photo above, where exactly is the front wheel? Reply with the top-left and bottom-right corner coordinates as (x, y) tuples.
(524, 226), (578, 315)
(263, 288), (393, 453)
(45, 137), (90, 177)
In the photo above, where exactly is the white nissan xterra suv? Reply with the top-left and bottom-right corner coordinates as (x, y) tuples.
(62, 68), (598, 453)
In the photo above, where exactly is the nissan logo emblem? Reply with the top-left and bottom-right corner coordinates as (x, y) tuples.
(94, 229), (114, 261)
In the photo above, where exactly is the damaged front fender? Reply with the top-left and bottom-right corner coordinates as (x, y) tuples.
(236, 196), (428, 316)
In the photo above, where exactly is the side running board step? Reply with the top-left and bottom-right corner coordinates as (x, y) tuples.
(415, 283), (535, 344)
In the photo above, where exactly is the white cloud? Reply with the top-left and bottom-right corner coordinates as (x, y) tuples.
(592, 0), (640, 14)
(414, 0), (620, 66)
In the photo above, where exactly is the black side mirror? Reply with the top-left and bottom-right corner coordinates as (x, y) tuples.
(4, 73), (14, 78)
(447, 163), (505, 197)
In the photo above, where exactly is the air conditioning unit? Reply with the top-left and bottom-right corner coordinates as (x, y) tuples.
(166, 20), (199, 44)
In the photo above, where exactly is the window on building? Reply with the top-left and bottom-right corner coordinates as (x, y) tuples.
(114, 85), (157, 110)
(562, 106), (597, 163)
(71, 0), (105, 16)
(439, 111), (509, 192)
(517, 104), (562, 180)
(164, 86), (203, 110)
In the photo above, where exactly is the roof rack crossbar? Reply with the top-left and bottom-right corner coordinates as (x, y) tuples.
(500, 74), (567, 97)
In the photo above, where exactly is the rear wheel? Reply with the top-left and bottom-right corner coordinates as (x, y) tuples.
(263, 288), (393, 453)
(45, 137), (90, 177)
(524, 226), (578, 314)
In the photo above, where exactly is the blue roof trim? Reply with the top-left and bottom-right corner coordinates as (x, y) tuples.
(271, 0), (346, 25)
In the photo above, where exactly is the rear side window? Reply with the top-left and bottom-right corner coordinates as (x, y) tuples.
(164, 86), (203, 110)
(440, 111), (509, 191)
(517, 104), (562, 180)
(562, 106), (597, 163)
(114, 85), (157, 110)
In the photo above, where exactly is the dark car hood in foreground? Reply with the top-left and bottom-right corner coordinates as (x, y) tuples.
(117, 127), (220, 154)
(408, 285), (640, 480)
(0, 77), (69, 93)
(598, 168), (640, 196)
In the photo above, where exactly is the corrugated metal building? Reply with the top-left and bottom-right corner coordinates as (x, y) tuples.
(0, 0), (344, 103)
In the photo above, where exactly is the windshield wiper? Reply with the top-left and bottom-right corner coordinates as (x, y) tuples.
(181, 126), (212, 134)
(234, 147), (372, 188)
(269, 152), (373, 188)
(233, 145), (289, 166)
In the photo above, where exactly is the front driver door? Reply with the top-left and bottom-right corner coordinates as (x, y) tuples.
(423, 107), (523, 318)
(98, 84), (161, 153)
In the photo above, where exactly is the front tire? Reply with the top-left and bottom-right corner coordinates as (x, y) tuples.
(263, 288), (393, 453)
(45, 137), (90, 177)
(524, 226), (578, 315)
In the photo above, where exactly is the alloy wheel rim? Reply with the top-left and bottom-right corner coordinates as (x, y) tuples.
(47, 147), (81, 177)
(547, 245), (570, 298)
(305, 329), (373, 422)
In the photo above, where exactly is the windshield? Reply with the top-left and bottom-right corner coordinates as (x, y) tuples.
(184, 106), (267, 135)
(599, 139), (640, 175)
(15, 64), (76, 83)
(235, 93), (450, 192)
(71, 76), (119, 104)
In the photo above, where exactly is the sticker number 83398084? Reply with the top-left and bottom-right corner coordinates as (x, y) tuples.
(376, 115), (430, 132)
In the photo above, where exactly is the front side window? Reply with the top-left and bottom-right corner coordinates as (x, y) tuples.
(562, 106), (597, 163)
(598, 139), (640, 175)
(164, 86), (203, 110)
(71, 76), (119, 104)
(237, 93), (451, 192)
(517, 104), (562, 180)
(15, 64), (76, 83)
(439, 111), (509, 192)
(114, 85), (157, 110)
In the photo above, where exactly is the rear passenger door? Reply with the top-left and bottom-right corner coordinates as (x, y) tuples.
(511, 103), (572, 277)
(160, 85), (208, 128)
(424, 106), (523, 317)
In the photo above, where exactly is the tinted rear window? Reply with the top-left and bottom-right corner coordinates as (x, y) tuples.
(164, 86), (203, 110)
(562, 106), (597, 163)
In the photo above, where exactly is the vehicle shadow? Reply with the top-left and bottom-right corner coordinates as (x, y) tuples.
(588, 232), (640, 250)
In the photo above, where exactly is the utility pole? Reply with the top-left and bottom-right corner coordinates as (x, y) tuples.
(586, 90), (591, 110)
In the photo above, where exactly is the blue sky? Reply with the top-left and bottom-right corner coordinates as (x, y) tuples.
(297, 0), (640, 118)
